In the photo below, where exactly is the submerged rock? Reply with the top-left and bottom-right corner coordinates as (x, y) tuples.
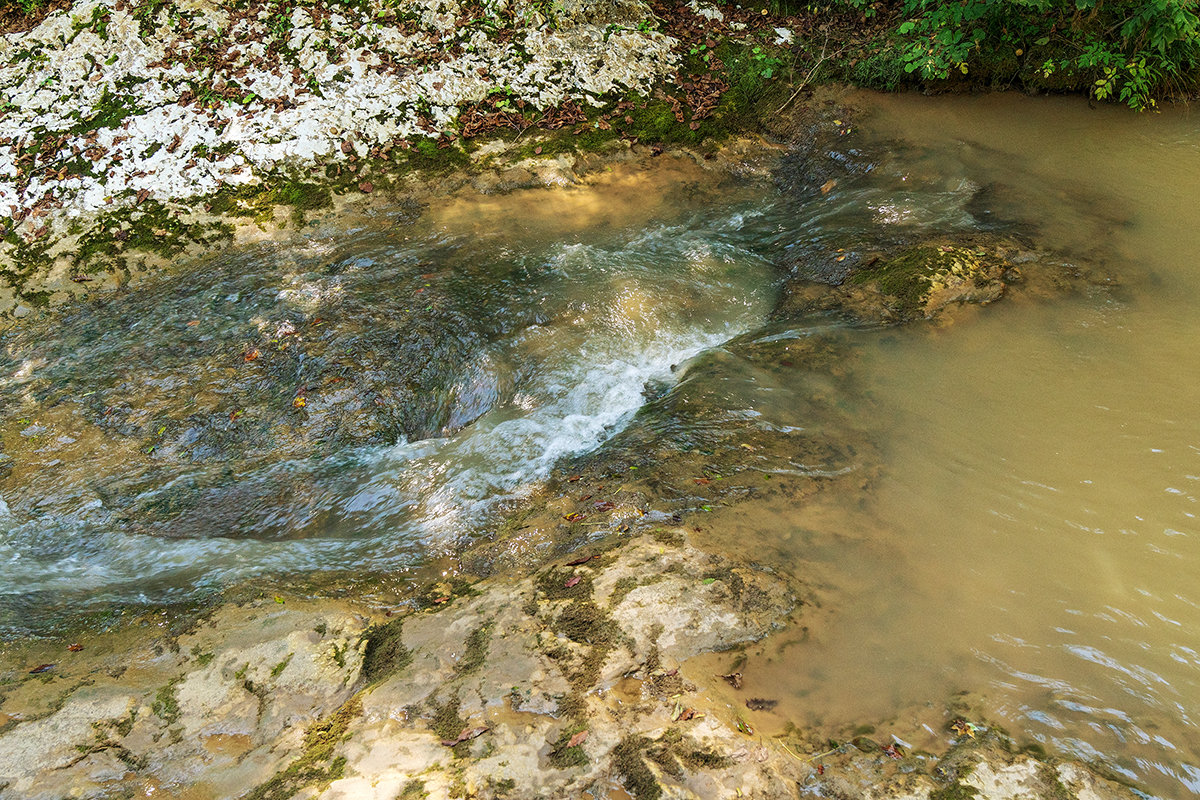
(774, 233), (1101, 325)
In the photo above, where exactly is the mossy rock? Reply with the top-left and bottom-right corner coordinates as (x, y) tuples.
(773, 235), (1047, 324)
(850, 244), (1006, 318)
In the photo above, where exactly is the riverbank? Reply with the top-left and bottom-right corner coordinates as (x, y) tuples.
(0, 529), (1142, 800)
(0, 0), (819, 318)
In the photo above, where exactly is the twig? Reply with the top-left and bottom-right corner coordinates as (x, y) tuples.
(778, 36), (830, 114)
(512, 112), (546, 143)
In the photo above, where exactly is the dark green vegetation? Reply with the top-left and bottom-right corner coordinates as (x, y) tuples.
(811, 0), (1198, 109)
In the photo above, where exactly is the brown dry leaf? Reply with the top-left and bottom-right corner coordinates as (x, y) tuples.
(67, 644), (83, 652)
(567, 729), (588, 748)
(244, 348), (260, 362)
(719, 671), (743, 689)
(136, 188), (150, 205)
(358, 181), (373, 193)
(441, 726), (488, 746)
(820, 179), (837, 195)
(564, 575), (581, 588)
(564, 554), (599, 566)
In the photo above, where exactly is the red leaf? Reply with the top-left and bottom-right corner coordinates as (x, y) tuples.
(433, 596), (450, 604)
(564, 554), (599, 566)
(358, 181), (374, 193)
(29, 663), (55, 674)
(564, 576), (581, 588)
(567, 729), (588, 747)
(67, 644), (83, 652)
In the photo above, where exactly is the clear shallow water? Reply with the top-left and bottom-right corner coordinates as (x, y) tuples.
(0, 166), (779, 618)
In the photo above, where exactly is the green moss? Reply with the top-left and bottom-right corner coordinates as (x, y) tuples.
(930, 783), (981, 800)
(490, 777), (516, 795)
(455, 618), (495, 676)
(535, 566), (594, 601)
(428, 695), (474, 757)
(553, 601), (618, 648)
(243, 694), (362, 800)
(404, 137), (471, 172)
(68, 86), (144, 136)
(650, 528), (684, 547)
(73, 200), (231, 269)
(151, 676), (181, 725)
(399, 780), (429, 799)
(360, 617), (412, 683)
(547, 723), (590, 769)
(850, 246), (988, 315)
(270, 654), (293, 678)
(612, 736), (662, 800)
(1036, 763), (1075, 800)
(609, 576), (638, 607)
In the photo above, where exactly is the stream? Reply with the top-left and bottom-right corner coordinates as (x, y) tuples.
(2, 92), (1200, 797)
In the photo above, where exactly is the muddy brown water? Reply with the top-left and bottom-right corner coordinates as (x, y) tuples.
(701, 93), (1200, 798)
(2, 93), (1200, 796)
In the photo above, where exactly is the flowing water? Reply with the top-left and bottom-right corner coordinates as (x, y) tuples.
(3, 93), (1200, 795)
(699, 94), (1200, 798)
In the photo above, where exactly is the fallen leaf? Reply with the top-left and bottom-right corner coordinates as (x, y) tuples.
(136, 188), (150, 205)
(244, 348), (260, 362)
(29, 663), (55, 674)
(567, 475), (582, 482)
(534, 146), (542, 154)
(563, 512), (584, 522)
(433, 596), (450, 604)
(566, 729), (588, 747)
(719, 671), (743, 689)
(441, 726), (488, 746)
(358, 181), (374, 193)
(736, 718), (754, 734)
(883, 743), (902, 759)
(564, 576), (581, 588)
(816, 763), (825, 775)
(292, 396), (307, 409)
(67, 644), (83, 652)
(820, 179), (837, 195)
(564, 554), (599, 566)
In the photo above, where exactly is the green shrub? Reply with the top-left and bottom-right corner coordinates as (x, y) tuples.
(894, 0), (1200, 109)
